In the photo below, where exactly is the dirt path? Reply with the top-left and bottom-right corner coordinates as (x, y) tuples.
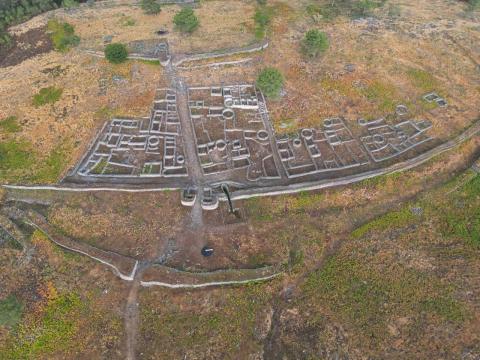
(125, 262), (148, 360)
(263, 232), (347, 359)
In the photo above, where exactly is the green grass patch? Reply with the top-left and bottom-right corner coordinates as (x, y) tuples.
(47, 19), (80, 52)
(439, 174), (480, 247)
(0, 140), (33, 175)
(352, 206), (415, 239)
(32, 86), (63, 107)
(306, 0), (387, 21)
(420, 297), (466, 322)
(1, 293), (85, 359)
(303, 256), (467, 340)
(32, 144), (71, 183)
(406, 68), (438, 92)
(90, 158), (108, 175)
(245, 197), (274, 222)
(0, 116), (21, 133)
(140, 284), (271, 355)
(0, 140), (70, 183)
(0, 295), (23, 329)
(358, 80), (398, 113)
(254, 6), (274, 40)
(119, 15), (136, 26)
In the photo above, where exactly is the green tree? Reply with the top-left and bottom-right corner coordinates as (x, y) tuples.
(301, 29), (329, 58)
(173, 7), (199, 33)
(104, 43), (128, 64)
(140, 0), (161, 15)
(256, 67), (284, 99)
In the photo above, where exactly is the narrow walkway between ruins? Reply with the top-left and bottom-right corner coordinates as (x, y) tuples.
(260, 100), (288, 180)
(165, 62), (204, 187)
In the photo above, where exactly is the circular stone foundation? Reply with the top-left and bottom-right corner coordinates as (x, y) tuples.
(324, 119), (333, 128)
(293, 138), (302, 147)
(216, 139), (227, 151)
(224, 96), (233, 108)
(301, 128), (314, 139)
(148, 136), (160, 147)
(257, 130), (269, 141)
(396, 105), (408, 116)
(223, 108), (235, 120)
(177, 155), (185, 164)
(373, 134), (385, 144)
(358, 118), (367, 126)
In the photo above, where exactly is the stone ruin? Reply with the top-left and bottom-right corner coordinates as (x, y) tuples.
(65, 85), (443, 209)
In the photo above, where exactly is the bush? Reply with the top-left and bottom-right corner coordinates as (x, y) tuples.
(47, 19), (80, 52)
(140, 0), (161, 15)
(61, 0), (78, 8)
(256, 67), (284, 99)
(173, 7), (199, 33)
(104, 43), (128, 64)
(301, 29), (329, 58)
(32, 86), (63, 107)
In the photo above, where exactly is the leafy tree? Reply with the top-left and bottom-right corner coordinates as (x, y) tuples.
(173, 7), (199, 33)
(104, 43), (128, 64)
(256, 67), (284, 99)
(140, 0), (161, 15)
(301, 29), (329, 58)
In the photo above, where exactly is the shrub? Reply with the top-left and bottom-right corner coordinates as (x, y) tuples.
(173, 7), (199, 33)
(32, 86), (63, 107)
(47, 19), (80, 52)
(256, 67), (284, 99)
(301, 29), (329, 58)
(140, 0), (161, 15)
(61, 0), (78, 8)
(104, 43), (128, 64)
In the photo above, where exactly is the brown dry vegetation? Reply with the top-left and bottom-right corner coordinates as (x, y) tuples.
(1, 0), (480, 358)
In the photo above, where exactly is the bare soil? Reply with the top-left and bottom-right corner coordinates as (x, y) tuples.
(0, 26), (53, 68)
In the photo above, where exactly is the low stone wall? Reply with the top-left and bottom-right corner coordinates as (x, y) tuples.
(172, 39), (269, 66)
(27, 212), (139, 281)
(141, 264), (281, 288)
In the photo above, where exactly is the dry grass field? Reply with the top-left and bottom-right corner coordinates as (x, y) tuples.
(0, 0), (479, 358)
